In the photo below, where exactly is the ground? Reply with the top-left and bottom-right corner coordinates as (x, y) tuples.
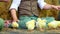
(0, 28), (60, 34)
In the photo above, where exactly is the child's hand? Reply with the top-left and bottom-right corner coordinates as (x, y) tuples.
(52, 5), (60, 10)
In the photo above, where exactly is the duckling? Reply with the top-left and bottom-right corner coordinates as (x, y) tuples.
(12, 22), (19, 29)
(26, 20), (35, 32)
(48, 21), (58, 29)
(36, 18), (47, 31)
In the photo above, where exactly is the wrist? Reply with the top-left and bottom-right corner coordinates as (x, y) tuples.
(51, 5), (55, 9)
(13, 19), (19, 22)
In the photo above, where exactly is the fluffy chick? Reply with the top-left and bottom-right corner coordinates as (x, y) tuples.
(26, 20), (36, 31)
(48, 21), (58, 29)
(36, 18), (47, 31)
(12, 22), (19, 29)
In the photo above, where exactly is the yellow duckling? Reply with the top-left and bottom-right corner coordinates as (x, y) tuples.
(48, 21), (58, 29)
(12, 22), (19, 29)
(36, 18), (46, 31)
(26, 20), (35, 31)
(56, 21), (60, 28)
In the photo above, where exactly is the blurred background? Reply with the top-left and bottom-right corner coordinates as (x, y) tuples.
(0, 0), (12, 20)
(0, 0), (60, 20)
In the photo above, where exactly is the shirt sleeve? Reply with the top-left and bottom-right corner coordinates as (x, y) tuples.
(10, 0), (21, 10)
(38, 0), (47, 9)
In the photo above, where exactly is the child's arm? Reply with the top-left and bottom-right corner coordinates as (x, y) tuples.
(10, 0), (21, 22)
(10, 9), (18, 22)
(0, 0), (9, 2)
(38, 0), (60, 10)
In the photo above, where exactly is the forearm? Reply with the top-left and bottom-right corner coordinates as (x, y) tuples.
(38, 0), (56, 10)
(0, 0), (9, 2)
(10, 9), (18, 22)
(43, 4), (54, 10)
